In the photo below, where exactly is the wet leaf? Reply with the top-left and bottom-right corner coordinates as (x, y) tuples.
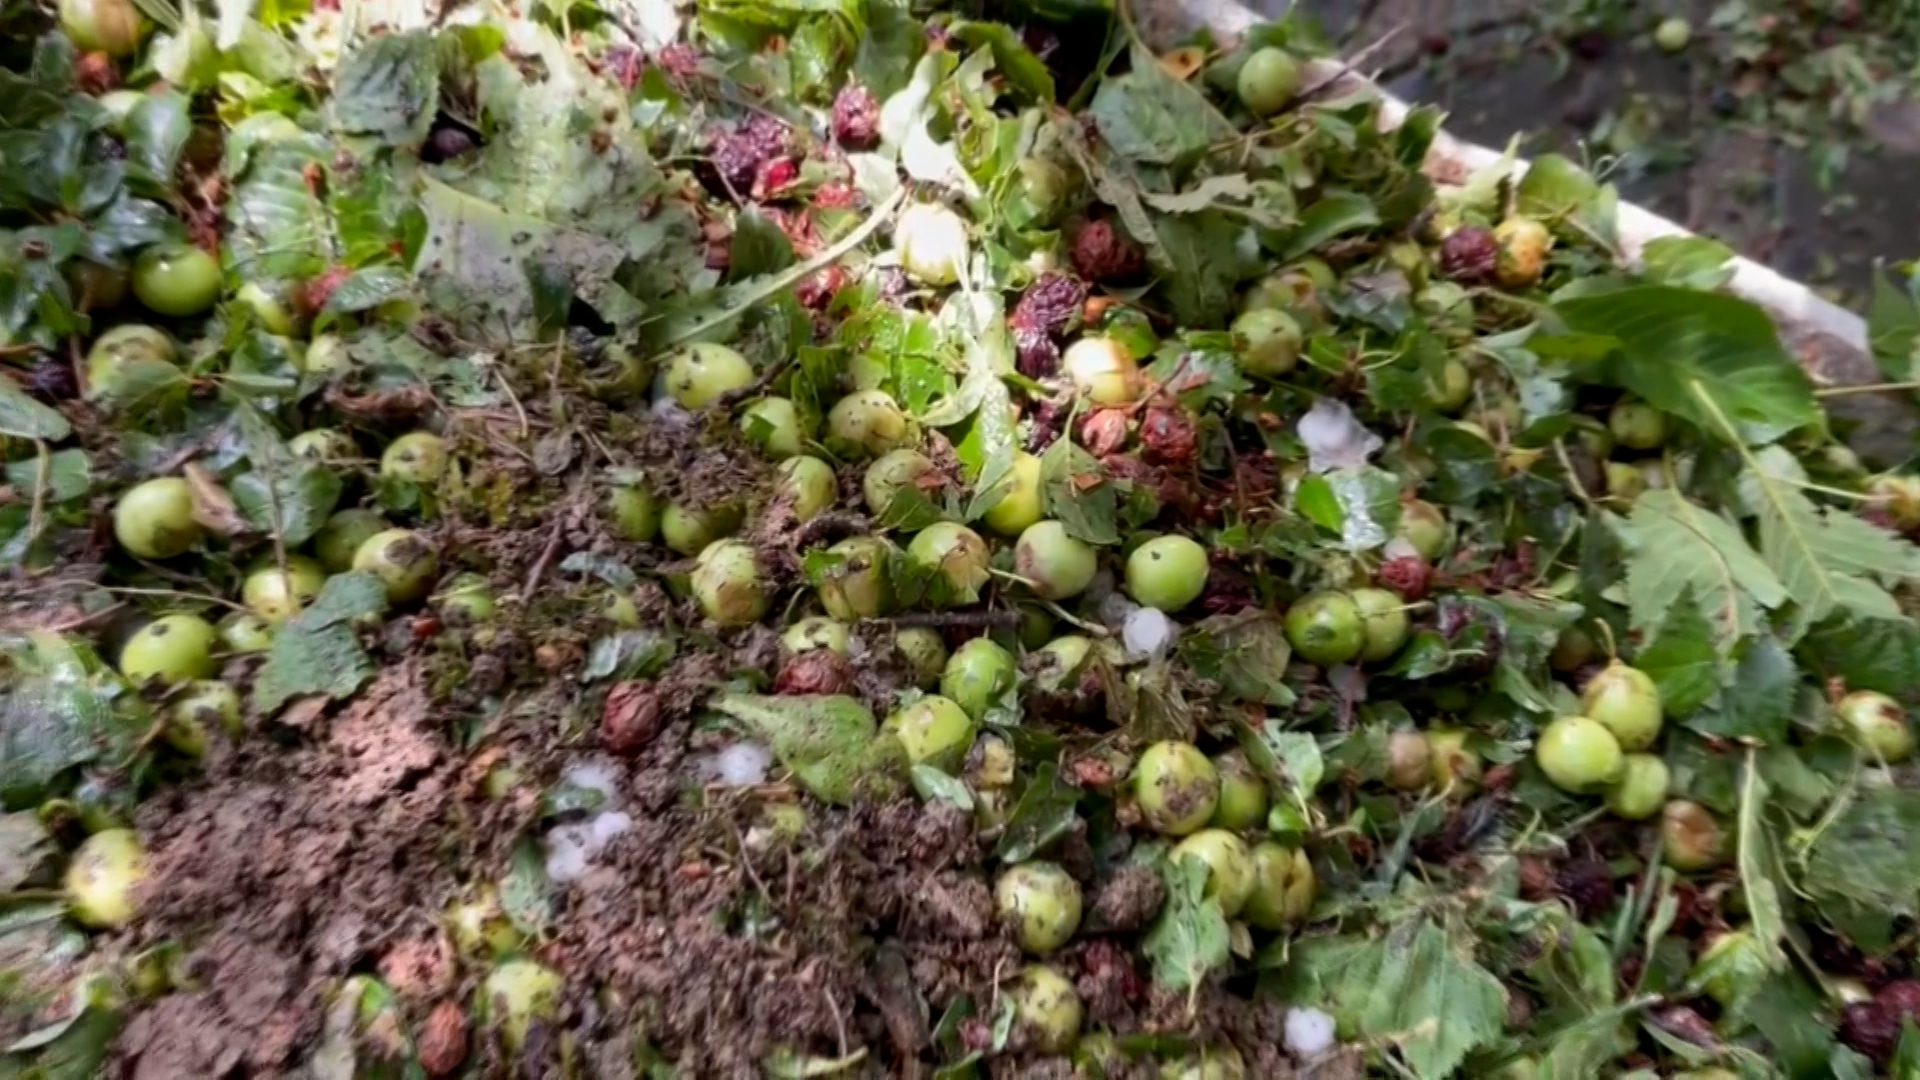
(3, 449), (89, 504)
(1040, 438), (1118, 546)
(1085, 41), (1232, 167)
(1804, 787), (1920, 944)
(709, 694), (905, 805)
(330, 31), (439, 147)
(1236, 720), (1323, 803)
(1142, 851), (1229, 992)
(581, 629), (676, 683)
(0, 380), (71, 441)
(1274, 917), (1506, 1079)
(0, 632), (146, 810)
(1617, 489), (1785, 650)
(994, 763), (1079, 863)
(1796, 611), (1920, 701)
(1179, 612), (1295, 707)
(1734, 750), (1789, 973)
(500, 836), (553, 936)
(1555, 286), (1819, 446)
(1276, 193), (1380, 263)
(727, 209), (795, 281)
(1686, 635), (1797, 742)
(1746, 445), (1920, 638)
(1294, 466), (1400, 552)
(1640, 236), (1736, 291)
(910, 764), (974, 811)
(251, 572), (389, 715)
(1633, 590), (1720, 716)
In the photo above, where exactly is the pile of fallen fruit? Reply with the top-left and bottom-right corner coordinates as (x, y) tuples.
(6, 0), (1920, 1076)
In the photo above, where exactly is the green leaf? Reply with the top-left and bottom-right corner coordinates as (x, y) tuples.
(229, 466), (342, 547)
(1294, 466), (1401, 552)
(0, 380), (71, 440)
(0, 632), (147, 810)
(500, 836), (553, 936)
(1276, 193), (1380, 263)
(1040, 437), (1118, 546)
(1148, 208), (1247, 329)
(727, 209), (796, 281)
(4, 449), (90, 504)
(251, 572), (389, 714)
(1085, 42), (1233, 167)
(1235, 719), (1323, 803)
(1797, 612), (1920, 701)
(1685, 635), (1797, 742)
(122, 90), (192, 194)
(1745, 446), (1920, 637)
(1616, 490), (1786, 650)
(994, 763), (1080, 863)
(330, 30), (439, 147)
(1634, 591), (1720, 716)
(947, 21), (1053, 102)
(1804, 787), (1920, 946)
(580, 629), (676, 683)
(910, 764), (974, 811)
(923, 298), (1018, 522)
(1868, 266), (1920, 382)
(1734, 751), (1789, 972)
(708, 693), (906, 806)
(1274, 918), (1507, 1079)
(1142, 852), (1230, 992)
(0, 811), (52, 891)
(1640, 236), (1736, 291)
(1179, 612), (1295, 707)
(223, 117), (334, 283)
(1554, 285), (1819, 445)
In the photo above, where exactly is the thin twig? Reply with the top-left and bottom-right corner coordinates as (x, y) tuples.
(524, 517), (568, 596)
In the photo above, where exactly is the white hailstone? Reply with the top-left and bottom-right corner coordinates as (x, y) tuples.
(1095, 591), (1139, 629)
(1122, 607), (1177, 660)
(1382, 536), (1423, 562)
(697, 741), (775, 786)
(544, 811), (633, 884)
(649, 395), (696, 430)
(1298, 398), (1383, 474)
(1284, 1006), (1338, 1058)
(562, 759), (622, 803)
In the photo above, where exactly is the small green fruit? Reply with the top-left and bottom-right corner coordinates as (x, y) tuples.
(1231, 307), (1302, 377)
(1285, 592), (1365, 667)
(816, 536), (895, 620)
(882, 694), (975, 771)
(171, 679), (243, 741)
(864, 449), (935, 519)
(907, 522), (991, 606)
(289, 428), (359, 464)
(663, 342), (754, 409)
(120, 613), (217, 685)
(894, 627), (948, 689)
(781, 616), (850, 656)
(1350, 587), (1410, 662)
(1132, 742), (1219, 836)
(241, 555), (327, 625)
(1535, 715), (1625, 793)
(1007, 965), (1082, 1054)
(1581, 661), (1663, 750)
(61, 0), (148, 55)
(315, 508), (389, 573)
(1124, 535), (1209, 611)
(113, 476), (203, 560)
(1493, 217), (1552, 288)
(131, 243), (222, 317)
(479, 959), (563, 1053)
(1837, 690), (1914, 762)
(65, 828), (147, 929)
(894, 202), (970, 286)
(436, 572), (496, 624)
(1604, 752), (1670, 820)
(1210, 751), (1268, 830)
(983, 452), (1045, 537)
(1396, 499), (1450, 561)
(1170, 829), (1256, 917)
(351, 528), (439, 603)
(1662, 799), (1726, 871)
(216, 611), (274, 653)
(994, 861), (1083, 954)
(380, 431), (449, 484)
(606, 481), (659, 542)
(739, 395), (809, 459)
(1015, 521), (1098, 600)
(1654, 16), (1691, 52)
(1385, 730), (1431, 791)
(1426, 727), (1482, 793)
(826, 389), (911, 457)
(1236, 47), (1302, 117)
(1061, 337), (1140, 406)
(691, 539), (767, 627)
(776, 457), (837, 523)
(660, 502), (742, 556)
(941, 637), (1017, 720)
(1608, 400), (1669, 451)
(1242, 841), (1315, 929)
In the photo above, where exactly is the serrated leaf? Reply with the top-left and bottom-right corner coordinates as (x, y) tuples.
(1554, 286), (1818, 445)
(1294, 466), (1400, 552)
(708, 693), (905, 805)
(1143, 853), (1230, 992)
(229, 466), (342, 547)
(1745, 446), (1920, 636)
(1040, 437), (1118, 546)
(1634, 590), (1720, 716)
(4, 448), (89, 503)
(1180, 612), (1295, 707)
(1640, 236), (1736, 291)
(1277, 192), (1380, 263)
(0, 632), (147, 809)
(251, 572), (389, 714)
(1685, 635), (1797, 742)
(122, 90), (192, 194)
(1804, 787), (1920, 936)
(1797, 612), (1920, 701)
(1275, 918), (1507, 1079)
(500, 836), (552, 936)
(1617, 489), (1785, 648)
(0, 380), (70, 440)
(1735, 751), (1789, 972)
(330, 31), (439, 147)
(1086, 42), (1233, 167)
(994, 763), (1079, 863)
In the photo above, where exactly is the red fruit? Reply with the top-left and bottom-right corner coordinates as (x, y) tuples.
(416, 1001), (469, 1077)
(601, 681), (663, 753)
(1069, 219), (1145, 284)
(1439, 226), (1499, 283)
(656, 44), (701, 80)
(1009, 274), (1088, 378)
(1377, 554), (1432, 600)
(1078, 409), (1131, 457)
(775, 650), (852, 695)
(76, 52), (119, 94)
(1844, 1001), (1903, 1062)
(300, 265), (352, 317)
(1881, 980), (1920, 1020)
(1139, 406), (1197, 465)
(813, 182), (860, 209)
(831, 84), (881, 149)
(752, 157), (799, 201)
(794, 265), (847, 310)
(710, 113), (788, 197)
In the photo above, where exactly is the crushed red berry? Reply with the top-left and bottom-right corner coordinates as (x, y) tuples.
(1069, 219), (1145, 284)
(1439, 226), (1500, 283)
(831, 84), (881, 149)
